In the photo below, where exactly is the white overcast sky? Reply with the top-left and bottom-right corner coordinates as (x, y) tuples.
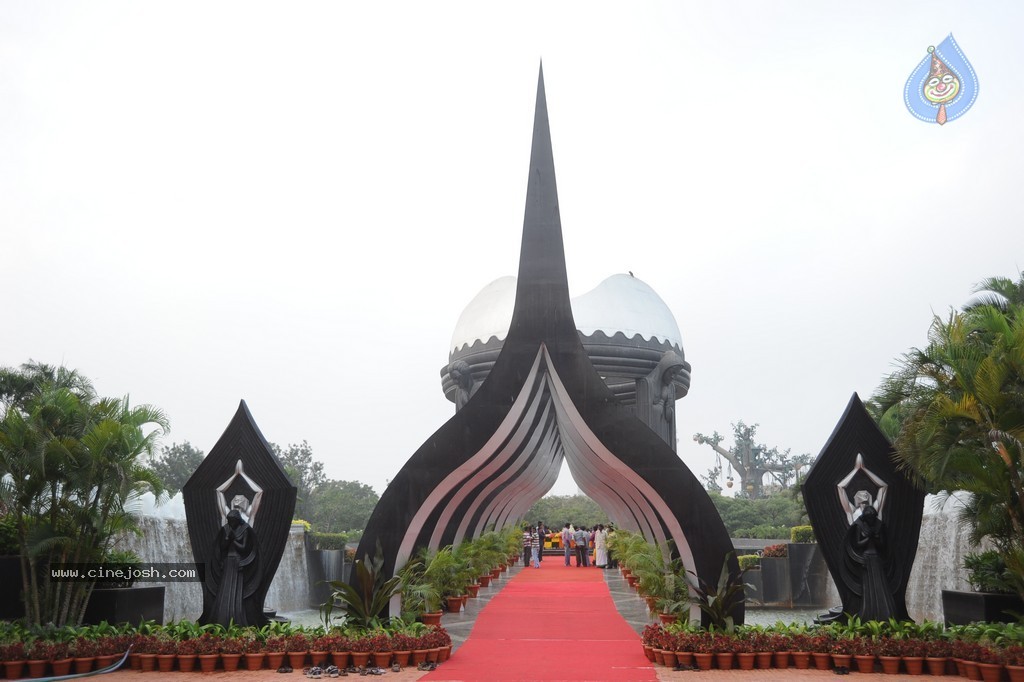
(2, 2), (1022, 499)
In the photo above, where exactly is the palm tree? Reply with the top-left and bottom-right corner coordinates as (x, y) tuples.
(871, 273), (1024, 596)
(0, 364), (168, 626)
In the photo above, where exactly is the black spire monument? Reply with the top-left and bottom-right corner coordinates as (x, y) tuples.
(356, 67), (739, 625)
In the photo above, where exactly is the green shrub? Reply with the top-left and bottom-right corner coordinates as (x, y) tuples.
(309, 532), (350, 551)
(737, 554), (761, 571)
(964, 550), (1016, 594)
(790, 526), (815, 543)
(0, 515), (18, 555)
(762, 543), (787, 558)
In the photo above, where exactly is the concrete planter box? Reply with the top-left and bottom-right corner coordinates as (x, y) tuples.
(743, 568), (763, 605)
(760, 557), (791, 607)
(83, 586), (165, 625)
(0, 556), (24, 619)
(942, 589), (1024, 625)
(788, 543), (830, 607)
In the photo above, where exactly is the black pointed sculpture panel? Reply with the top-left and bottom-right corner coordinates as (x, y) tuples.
(183, 401), (297, 627)
(356, 66), (740, 625)
(803, 394), (925, 622)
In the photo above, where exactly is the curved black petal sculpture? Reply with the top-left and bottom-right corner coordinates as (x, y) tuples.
(183, 400), (297, 626)
(803, 393), (924, 621)
(356, 66), (739, 625)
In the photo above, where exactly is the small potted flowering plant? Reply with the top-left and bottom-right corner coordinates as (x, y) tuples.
(194, 632), (222, 673)
(265, 635), (288, 670)
(240, 632), (266, 670)
(220, 633), (245, 671)
(285, 631), (311, 669)
(175, 637), (200, 673)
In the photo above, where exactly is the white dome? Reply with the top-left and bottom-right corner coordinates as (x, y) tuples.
(572, 274), (682, 347)
(450, 276), (516, 352)
(450, 273), (682, 352)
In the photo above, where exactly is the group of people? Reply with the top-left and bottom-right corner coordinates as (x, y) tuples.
(520, 522), (613, 569)
(560, 523), (611, 568)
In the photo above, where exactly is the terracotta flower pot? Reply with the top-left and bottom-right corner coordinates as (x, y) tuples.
(855, 654), (876, 673)
(2, 661), (25, 680)
(177, 654), (197, 672)
(138, 653), (156, 672)
(832, 653), (853, 669)
(51, 659), (73, 676)
(658, 613), (678, 625)
(286, 651), (306, 668)
(903, 656), (924, 676)
(198, 654), (219, 673)
(447, 596), (462, 613)
(421, 611), (443, 626)
(96, 655), (118, 669)
(478, 575), (491, 587)
(813, 652), (832, 670)
(1006, 664), (1024, 682)
(964, 661), (982, 681)
(793, 651), (812, 669)
(774, 651), (792, 669)
(128, 653), (141, 670)
(221, 653), (242, 672)
(661, 650), (677, 667)
(370, 651), (392, 668)
(756, 651), (774, 668)
(330, 652), (350, 668)
(642, 645), (655, 662)
(693, 652), (714, 670)
(26, 660), (47, 677)
(737, 652), (756, 670)
(309, 651), (328, 666)
(925, 657), (948, 676)
(426, 648), (440, 663)
(675, 652), (693, 668)
(653, 649), (665, 666)
(244, 652), (265, 670)
(880, 655), (901, 674)
(156, 654), (175, 672)
(716, 652), (735, 670)
(439, 646), (451, 663)
(978, 663), (1003, 682)
(411, 650), (428, 665)
(266, 652), (286, 670)
(350, 652), (370, 668)
(393, 651), (411, 667)
(467, 584), (480, 597)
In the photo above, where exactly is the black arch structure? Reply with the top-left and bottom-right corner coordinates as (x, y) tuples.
(356, 67), (739, 624)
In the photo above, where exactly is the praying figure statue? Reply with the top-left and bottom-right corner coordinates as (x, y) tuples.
(842, 503), (900, 621)
(207, 509), (261, 626)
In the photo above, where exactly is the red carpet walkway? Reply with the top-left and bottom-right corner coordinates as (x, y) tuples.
(423, 561), (656, 681)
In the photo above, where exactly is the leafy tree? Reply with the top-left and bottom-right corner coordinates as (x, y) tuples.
(270, 440), (325, 521)
(871, 273), (1024, 597)
(0, 363), (167, 626)
(694, 422), (811, 499)
(705, 491), (807, 536)
(146, 441), (205, 495)
(307, 479), (379, 533)
(524, 494), (609, 529)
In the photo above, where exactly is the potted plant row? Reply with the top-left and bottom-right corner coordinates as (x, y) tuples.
(640, 619), (1024, 680)
(0, 619), (453, 676)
